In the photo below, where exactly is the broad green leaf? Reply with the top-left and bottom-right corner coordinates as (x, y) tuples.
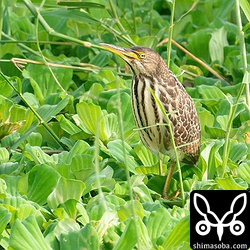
(131, 175), (153, 202)
(9, 216), (52, 250)
(26, 132), (43, 147)
(70, 154), (95, 181)
(209, 27), (229, 64)
(200, 140), (224, 178)
(216, 115), (229, 131)
(187, 29), (211, 63)
(162, 215), (190, 249)
(146, 207), (178, 246)
(16, 204), (45, 227)
(107, 92), (137, 142)
(76, 101), (108, 141)
(236, 162), (250, 184)
(113, 218), (137, 250)
(26, 164), (60, 205)
(83, 166), (115, 196)
(197, 85), (226, 100)
(54, 218), (80, 239)
(0, 148), (9, 163)
(107, 139), (139, 174)
(76, 202), (90, 225)
(37, 95), (70, 123)
(58, 115), (82, 135)
(24, 64), (72, 100)
(58, 223), (100, 250)
(215, 176), (248, 190)
(240, 0), (250, 21)
(47, 177), (85, 209)
(229, 141), (248, 162)
(23, 144), (55, 165)
(0, 206), (12, 235)
(0, 178), (7, 199)
(64, 140), (91, 163)
(134, 142), (158, 167)
(96, 210), (118, 241)
(117, 200), (144, 221)
(135, 216), (153, 249)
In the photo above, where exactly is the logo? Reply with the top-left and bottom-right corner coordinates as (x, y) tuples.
(190, 190), (250, 249)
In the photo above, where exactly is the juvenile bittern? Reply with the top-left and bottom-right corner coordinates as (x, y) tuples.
(101, 43), (200, 199)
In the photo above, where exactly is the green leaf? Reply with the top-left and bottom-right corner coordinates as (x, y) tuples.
(47, 177), (85, 209)
(236, 162), (250, 185)
(58, 223), (100, 250)
(107, 139), (139, 174)
(209, 27), (229, 64)
(215, 176), (248, 190)
(0, 178), (7, 199)
(162, 215), (190, 249)
(26, 164), (60, 205)
(0, 147), (9, 163)
(24, 64), (72, 100)
(117, 200), (144, 221)
(134, 142), (158, 167)
(9, 216), (52, 250)
(229, 141), (248, 162)
(216, 115), (229, 131)
(146, 207), (178, 246)
(240, 0), (250, 21)
(16, 204), (45, 227)
(0, 206), (12, 235)
(113, 218), (137, 250)
(76, 101), (108, 141)
(23, 144), (55, 165)
(70, 154), (95, 181)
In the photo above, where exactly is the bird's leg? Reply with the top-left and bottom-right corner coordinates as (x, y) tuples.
(162, 161), (180, 200)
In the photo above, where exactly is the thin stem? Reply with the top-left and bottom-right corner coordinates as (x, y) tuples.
(149, 0), (154, 35)
(163, 38), (230, 84)
(236, 0), (249, 107)
(108, 0), (133, 44)
(149, 88), (184, 207)
(34, 17), (67, 94)
(0, 72), (68, 150)
(94, 121), (108, 211)
(131, 0), (136, 33)
(1, 32), (50, 60)
(115, 75), (140, 243)
(167, 0), (175, 68)
(0, 0), (4, 41)
(221, 0), (248, 177)
(23, 0), (135, 47)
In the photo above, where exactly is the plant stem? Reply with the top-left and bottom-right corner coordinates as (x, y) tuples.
(149, 88), (184, 207)
(167, 0), (175, 68)
(235, 0), (249, 107)
(0, 72), (69, 151)
(23, 0), (135, 47)
(221, 0), (248, 177)
(131, 0), (136, 33)
(149, 0), (154, 35)
(0, 0), (4, 41)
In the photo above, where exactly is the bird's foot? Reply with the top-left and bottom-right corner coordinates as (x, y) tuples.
(162, 189), (180, 200)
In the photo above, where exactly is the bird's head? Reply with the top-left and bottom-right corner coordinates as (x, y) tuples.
(101, 43), (165, 77)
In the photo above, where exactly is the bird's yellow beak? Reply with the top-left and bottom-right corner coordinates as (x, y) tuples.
(100, 43), (138, 62)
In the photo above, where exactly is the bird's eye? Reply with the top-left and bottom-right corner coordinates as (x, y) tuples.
(139, 53), (146, 59)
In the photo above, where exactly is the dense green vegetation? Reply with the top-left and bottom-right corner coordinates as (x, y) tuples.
(0, 0), (249, 249)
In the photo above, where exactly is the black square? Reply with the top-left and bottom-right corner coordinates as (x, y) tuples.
(190, 190), (250, 250)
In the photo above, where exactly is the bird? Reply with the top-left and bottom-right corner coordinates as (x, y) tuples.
(101, 43), (200, 200)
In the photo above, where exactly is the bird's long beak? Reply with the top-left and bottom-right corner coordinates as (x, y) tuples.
(100, 43), (138, 62)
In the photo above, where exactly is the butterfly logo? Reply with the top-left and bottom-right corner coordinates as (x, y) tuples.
(193, 193), (247, 241)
